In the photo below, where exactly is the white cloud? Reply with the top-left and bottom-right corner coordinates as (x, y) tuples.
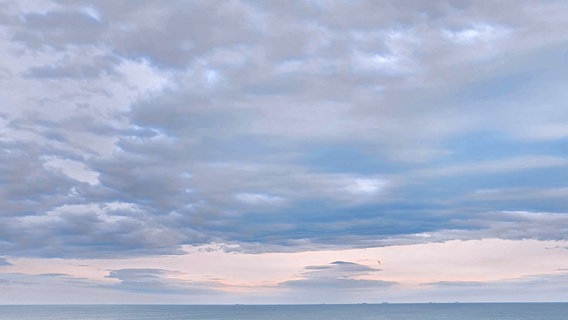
(81, 6), (101, 21)
(442, 23), (511, 45)
(352, 50), (403, 75)
(342, 178), (388, 196)
(234, 193), (285, 206)
(416, 155), (568, 177)
(116, 58), (170, 95)
(465, 187), (568, 202)
(518, 123), (568, 141)
(43, 156), (99, 185)
(11, 0), (60, 15)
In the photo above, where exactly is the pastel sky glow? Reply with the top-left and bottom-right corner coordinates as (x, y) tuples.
(1, 0), (568, 304)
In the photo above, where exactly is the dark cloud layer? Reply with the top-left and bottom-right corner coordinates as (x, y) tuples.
(1, 0), (568, 259)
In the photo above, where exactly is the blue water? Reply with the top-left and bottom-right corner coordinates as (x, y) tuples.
(0, 303), (567, 320)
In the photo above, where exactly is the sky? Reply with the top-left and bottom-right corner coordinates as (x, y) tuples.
(1, 0), (568, 304)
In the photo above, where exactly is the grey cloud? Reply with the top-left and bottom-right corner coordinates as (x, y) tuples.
(14, 10), (105, 49)
(304, 265), (332, 270)
(421, 273), (568, 301)
(10, 0), (567, 148)
(106, 268), (186, 294)
(25, 55), (118, 80)
(1, 0), (568, 260)
(0, 141), (82, 218)
(415, 156), (568, 178)
(186, 162), (393, 207)
(546, 246), (568, 250)
(281, 261), (394, 290)
(128, 92), (234, 139)
(38, 273), (68, 278)
(106, 1), (564, 161)
(466, 188), (568, 201)
(89, 150), (193, 213)
(0, 270), (231, 303)
(454, 211), (568, 242)
(0, 271), (95, 287)
(0, 272), (169, 304)
(1, 117), (565, 258)
(367, 209), (568, 247)
(106, 268), (221, 295)
(329, 261), (380, 272)
(94, 0), (261, 69)
(0, 202), (187, 258)
(424, 280), (489, 287)
(0, 257), (11, 266)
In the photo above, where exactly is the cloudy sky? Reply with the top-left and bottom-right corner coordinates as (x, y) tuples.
(1, 0), (568, 304)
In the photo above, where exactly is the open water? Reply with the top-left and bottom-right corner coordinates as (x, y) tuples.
(0, 303), (567, 320)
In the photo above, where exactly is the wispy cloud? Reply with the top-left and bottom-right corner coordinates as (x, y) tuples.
(281, 261), (394, 289)
(106, 268), (222, 295)
(0, 258), (11, 266)
(276, 261), (396, 303)
(419, 273), (568, 302)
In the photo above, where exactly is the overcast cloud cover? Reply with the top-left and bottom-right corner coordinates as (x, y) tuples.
(1, 0), (568, 303)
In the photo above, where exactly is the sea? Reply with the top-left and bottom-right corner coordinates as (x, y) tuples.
(0, 303), (567, 320)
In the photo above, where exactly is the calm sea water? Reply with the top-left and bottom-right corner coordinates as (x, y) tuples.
(0, 303), (567, 320)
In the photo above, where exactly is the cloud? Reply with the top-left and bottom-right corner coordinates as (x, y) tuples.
(25, 55), (116, 80)
(415, 156), (568, 178)
(469, 211), (568, 241)
(0, 203), (187, 258)
(442, 23), (510, 45)
(0, 270), (223, 304)
(281, 261), (395, 290)
(0, 257), (11, 266)
(419, 273), (568, 302)
(234, 193), (286, 206)
(13, 9), (105, 49)
(466, 187), (568, 202)
(273, 260), (397, 303)
(0, 0), (568, 262)
(106, 268), (221, 295)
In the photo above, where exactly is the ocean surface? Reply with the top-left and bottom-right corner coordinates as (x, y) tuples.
(0, 303), (567, 320)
